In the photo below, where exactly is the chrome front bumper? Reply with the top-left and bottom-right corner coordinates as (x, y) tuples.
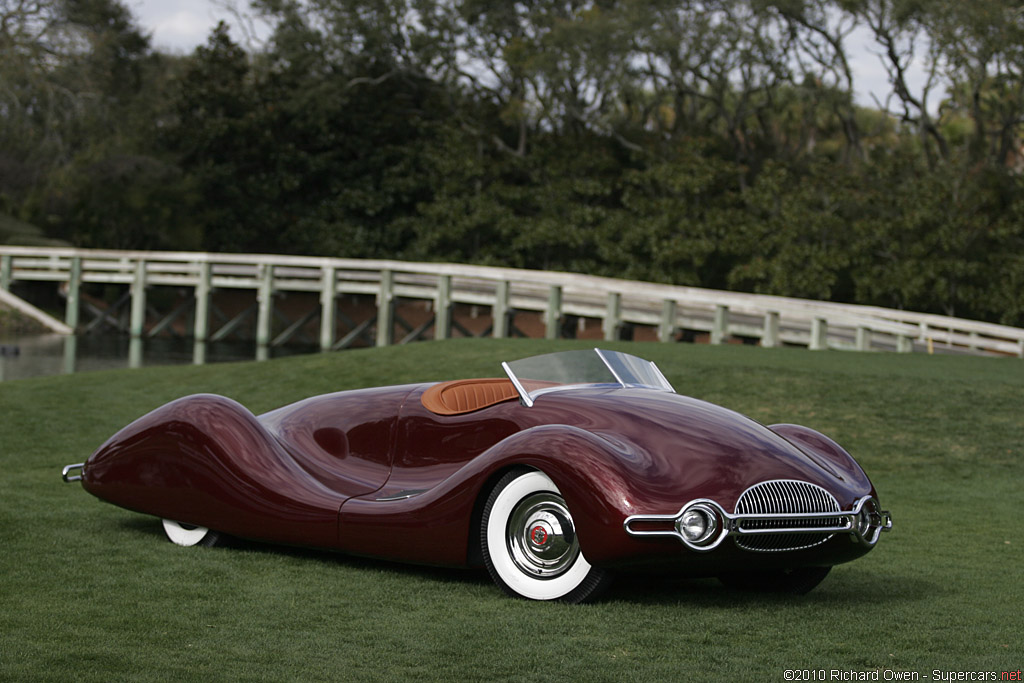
(61, 463), (84, 483)
(624, 494), (892, 552)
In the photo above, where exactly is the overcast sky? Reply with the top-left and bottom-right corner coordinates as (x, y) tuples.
(127, 0), (263, 53)
(128, 0), (915, 110)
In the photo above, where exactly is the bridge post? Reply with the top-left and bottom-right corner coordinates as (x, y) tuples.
(856, 327), (872, 352)
(65, 256), (82, 330)
(0, 254), (11, 291)
(659, 299), (677, 343)
(492, 280), (510, 338)
(319, 265), (336, 351)
(129, 259), (147, 339)
(256, 264), (274, 352)
(435, 275), (452, 340)
(129, 337), (143, 368)
(603, 292), (622, 341)
(376, 269), (395, 346)
(761, 311), (780, 348)
(711, 305), (729, 345)
(62, 335), (77, 374)
(856, 326), (871, 351)
(545, 285), (562, 340)
(809, 317), (827, 350)
(194, 261), (211, 344)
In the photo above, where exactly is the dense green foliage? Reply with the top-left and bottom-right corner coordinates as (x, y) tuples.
(1, 339), (1021, 680)
(3, 1), (1024, 323)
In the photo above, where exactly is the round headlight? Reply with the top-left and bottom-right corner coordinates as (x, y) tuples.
(676, 506), (717, 545)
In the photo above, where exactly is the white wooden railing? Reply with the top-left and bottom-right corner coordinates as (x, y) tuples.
(1, 246), (1022, 357)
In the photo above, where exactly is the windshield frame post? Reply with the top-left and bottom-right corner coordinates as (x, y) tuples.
(501, 361), (534, 407)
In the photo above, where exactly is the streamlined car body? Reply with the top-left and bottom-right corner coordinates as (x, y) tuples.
(63, 348), (890, 602)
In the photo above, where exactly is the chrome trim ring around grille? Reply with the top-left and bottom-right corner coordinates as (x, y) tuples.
(623, 479), (891, 552)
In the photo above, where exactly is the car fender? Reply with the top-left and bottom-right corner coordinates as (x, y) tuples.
(768, 423), (873, 492)
(82, 394), (346, 547)
(338, 424), (646, 567)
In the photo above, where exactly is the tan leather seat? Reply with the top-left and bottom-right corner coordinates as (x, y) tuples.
(421, 378), (519, 416)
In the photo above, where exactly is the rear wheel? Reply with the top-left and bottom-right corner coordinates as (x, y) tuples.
(161, 519), (223, 548)
(718, 566), (832, 595)
(481, 469), (611, 603)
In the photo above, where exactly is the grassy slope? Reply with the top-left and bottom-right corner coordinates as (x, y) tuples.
(1, 339), (1020, 681)
(0, 213), (67, 247)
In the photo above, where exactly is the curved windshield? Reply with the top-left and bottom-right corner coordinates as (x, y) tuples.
(501, 349), (674, 407)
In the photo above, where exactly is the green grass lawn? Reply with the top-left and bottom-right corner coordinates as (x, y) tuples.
(1, 339), (1020, 681)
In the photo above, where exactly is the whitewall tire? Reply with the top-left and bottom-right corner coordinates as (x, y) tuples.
(482, 469), (611, 602)
(161, 519), (223, 548)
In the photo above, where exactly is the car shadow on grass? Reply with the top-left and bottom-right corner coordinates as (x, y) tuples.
(117, 516), (928, 606)
(608, 568), (934, 608)
(117, 515), (494, 590)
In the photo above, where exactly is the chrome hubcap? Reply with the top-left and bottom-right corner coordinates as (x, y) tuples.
(507, 493), (580, 578)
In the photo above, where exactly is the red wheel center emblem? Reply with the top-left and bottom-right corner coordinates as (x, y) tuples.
(530, 525), (549, 545)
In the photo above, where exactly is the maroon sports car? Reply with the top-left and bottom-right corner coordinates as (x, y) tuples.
(63, 348), (891, 602)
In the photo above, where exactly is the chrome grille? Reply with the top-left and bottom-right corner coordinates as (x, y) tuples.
(734, 480), (842, 552)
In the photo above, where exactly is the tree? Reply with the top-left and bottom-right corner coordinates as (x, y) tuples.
(2, 0), (194, 248)
(162, 15), (453, 256)
(727, 160), (856, 301)
(0, 0), (83, 203)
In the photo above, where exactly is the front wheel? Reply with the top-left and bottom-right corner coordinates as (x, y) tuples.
(481, 469), (612, 603)
(161, 519), (223, 548)
(718, 566), (832, 595)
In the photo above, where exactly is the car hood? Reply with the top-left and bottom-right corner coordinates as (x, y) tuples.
(524, 386), (867, 513)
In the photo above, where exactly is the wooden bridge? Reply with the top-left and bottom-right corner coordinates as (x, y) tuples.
(2, 246), (1023, 360)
